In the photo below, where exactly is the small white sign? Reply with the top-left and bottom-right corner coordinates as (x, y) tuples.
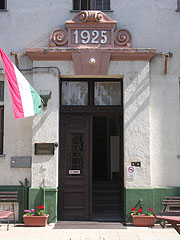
(127, 166), (135, 178)
(69, 170), (80, 175)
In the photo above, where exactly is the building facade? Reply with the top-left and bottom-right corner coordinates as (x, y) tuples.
(0, 0), (180, 223)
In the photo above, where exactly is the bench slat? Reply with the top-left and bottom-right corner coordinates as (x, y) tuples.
(164, 197), (180, 199)
(158, 211), (180, 216)
(0, 192), (18, 194)
(0, 195), (18, 197)
(0, 198), (17, 201)
(0, 192), (18, 202)
(162, 201), (180, 204)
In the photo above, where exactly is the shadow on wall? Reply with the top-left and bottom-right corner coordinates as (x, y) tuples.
(124, 63), (150, 130)
(32, 71), (59, 138)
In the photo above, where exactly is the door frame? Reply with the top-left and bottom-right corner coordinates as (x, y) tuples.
(58, 78), (124, 221)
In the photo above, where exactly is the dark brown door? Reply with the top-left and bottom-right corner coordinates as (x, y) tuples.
(59, 114), (90, 220)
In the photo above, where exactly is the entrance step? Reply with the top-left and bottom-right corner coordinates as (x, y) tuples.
(92, 181), (122, 221)
(93, 182), (120, 190)
(91, 214), (123, 222)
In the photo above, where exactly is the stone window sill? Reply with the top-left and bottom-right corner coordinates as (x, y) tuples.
(0, 154), (5, 157)
(70, 10), (113, 13)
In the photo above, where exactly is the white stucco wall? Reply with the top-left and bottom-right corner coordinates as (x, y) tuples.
(0, 72), (32, 185)
(0, 0), (179, 187)
(31, 61), (74, 187)
(108, 61), (151, 187)
(150, 60), (180, 187)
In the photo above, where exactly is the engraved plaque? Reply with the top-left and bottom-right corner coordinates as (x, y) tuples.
(35, 143), (54, 155)
(11, 156), (32, 168)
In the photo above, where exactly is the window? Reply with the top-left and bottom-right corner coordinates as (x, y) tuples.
(0, 107), (4, 154)
(0, 82), (4, 101)
(0, 0), (7, 10)
(179, 80), (180, 109)
(73, 0), (110, 11)
(0, 81), (4, 154)
(178, 0), (180, 11)
(61, 81), (88, 105)
(61, 79), (122, 107)
(94, 82), (121, 105)
(66, 133), (84, 176)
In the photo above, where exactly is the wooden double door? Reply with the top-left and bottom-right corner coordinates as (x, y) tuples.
(59, 112), (122, 220)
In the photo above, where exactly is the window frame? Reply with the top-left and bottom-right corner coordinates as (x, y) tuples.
(0, 0), (7, 11)
(60, 78), (123, 113)
(0, 78), (4, 155)
(72, 0), (112, 12)
(0, 106), (4, 155)
(176, 0), (180, 11)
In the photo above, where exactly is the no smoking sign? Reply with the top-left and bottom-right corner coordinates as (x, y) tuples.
(127, 166), (135, 178)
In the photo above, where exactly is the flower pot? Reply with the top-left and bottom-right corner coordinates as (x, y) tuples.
(23, 215), (49, 227)
(132, 214), (155, 227)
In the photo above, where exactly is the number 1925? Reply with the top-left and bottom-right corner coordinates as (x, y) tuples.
(73, 30), (107, 44)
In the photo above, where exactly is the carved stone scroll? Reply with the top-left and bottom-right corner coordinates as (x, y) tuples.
(49, 28), (68, 47)
(79, 11), (103, 22)
(70, 11), (115, 23)
(114, 29), (132, 48)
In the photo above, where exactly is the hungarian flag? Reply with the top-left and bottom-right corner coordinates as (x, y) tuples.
(0, 48), (42, 118)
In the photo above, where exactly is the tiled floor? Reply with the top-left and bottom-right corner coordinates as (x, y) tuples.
(0, 223), (179, 240)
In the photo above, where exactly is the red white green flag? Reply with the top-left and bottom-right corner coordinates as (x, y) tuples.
(0, 48), (42, 118)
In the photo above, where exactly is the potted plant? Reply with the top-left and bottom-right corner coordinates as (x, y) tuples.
(131, 207), (155, 227)
(23, 205), (49, 227)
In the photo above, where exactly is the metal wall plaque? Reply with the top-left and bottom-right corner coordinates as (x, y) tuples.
(11, 156), (32, 168)
(35, 143), (54, 155)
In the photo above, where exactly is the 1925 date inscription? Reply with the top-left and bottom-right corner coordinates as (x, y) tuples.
(73, 29), (108, 44)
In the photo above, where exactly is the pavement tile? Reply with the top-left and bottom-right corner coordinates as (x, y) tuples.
(133, 227), (158, 240)
(117, 230), (139, 240)
(61, 229), (82, 240)
(152, 228), (179, 240)
(81, 229), (100, 240)
(99, 229), (120, 240)
(0, 223), (180, 240)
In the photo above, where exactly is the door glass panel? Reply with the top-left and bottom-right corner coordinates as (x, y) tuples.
(94, 82), (121, 105)
(66, 133), (84, 176)
(62, 82), (88, 105)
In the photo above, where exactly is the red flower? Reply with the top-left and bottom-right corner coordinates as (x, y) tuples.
(138, 208), (142, 213)
(149, 208), (154, 212)
(36, 206), (40, 209)
(40, 205), (44, 209)
(132, 207), (136, 211)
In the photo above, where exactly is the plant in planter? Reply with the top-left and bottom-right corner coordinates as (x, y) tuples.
(131, 207), (155, 227)
(23, 205), (49, 227)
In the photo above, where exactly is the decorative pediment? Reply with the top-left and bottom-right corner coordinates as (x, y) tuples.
(26, 11), (156, 75)
(49, 11), (132, 48)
